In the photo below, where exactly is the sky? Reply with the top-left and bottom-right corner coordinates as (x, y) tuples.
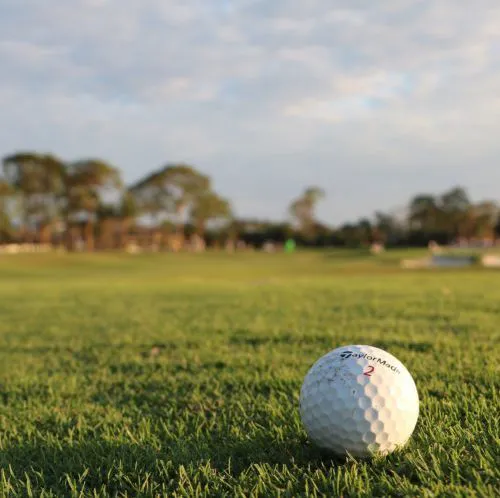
(1, 0), (500, 225)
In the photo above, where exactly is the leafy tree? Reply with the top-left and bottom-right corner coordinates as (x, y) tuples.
(191, 191), (232, 237)
(440, 187), (471, 238)
(373, 211), (398, 244)
(440, 186), (470, 212)
(130, 164), (210, 250)
(65, 159), (122, 251)
(162, 164), (211, 236)
(408, 194), (441, 233)
(405, 187), (499, 245)
(129, 170), (173, 224)
(129, 169), (176, 250)
(289, 187), (325, 238)
(2, 152), (66, 243)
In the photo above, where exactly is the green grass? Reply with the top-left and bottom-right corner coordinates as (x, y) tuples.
(0, 250), (498, 497)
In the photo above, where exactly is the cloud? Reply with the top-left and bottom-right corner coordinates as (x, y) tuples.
(0, 0), (500, 223)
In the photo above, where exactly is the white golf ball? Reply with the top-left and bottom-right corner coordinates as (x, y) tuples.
(299, 344), (419, 458)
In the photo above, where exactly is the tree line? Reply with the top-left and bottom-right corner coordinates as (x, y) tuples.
(0, 151), (499, 250)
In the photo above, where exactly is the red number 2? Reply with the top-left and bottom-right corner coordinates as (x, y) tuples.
(363, 366), (375, 376)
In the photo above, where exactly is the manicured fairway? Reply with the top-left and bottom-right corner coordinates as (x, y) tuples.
(0, 251), (498, 497)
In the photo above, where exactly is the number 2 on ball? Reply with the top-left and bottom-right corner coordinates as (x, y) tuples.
(363, 366), (375, 376)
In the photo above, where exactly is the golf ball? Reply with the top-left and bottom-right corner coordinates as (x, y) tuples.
(299, 344), (419, 457)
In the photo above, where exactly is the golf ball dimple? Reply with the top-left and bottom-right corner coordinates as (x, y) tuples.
(299, 345), (419, 458)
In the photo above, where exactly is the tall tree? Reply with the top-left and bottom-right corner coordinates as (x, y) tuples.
(65, 159), (122, 251)
(408, 194), (440, 233)
(190, 191), (232, 237)
(130, 164), (210, 250)
(440, 187), (470, 213)
(129, 170), (174, 223)
(129, 169), (176, 249)
(2, 152), (66, 243)
(440, 186), (471, 238)
(162, 164), (211, 236)
(289, 186), (325, 238)
(373, 211), (400, 244)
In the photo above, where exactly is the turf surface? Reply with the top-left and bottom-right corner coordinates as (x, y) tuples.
(0, 251), (498, 497)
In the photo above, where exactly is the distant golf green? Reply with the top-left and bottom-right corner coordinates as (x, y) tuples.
(0, 250), (497, 497)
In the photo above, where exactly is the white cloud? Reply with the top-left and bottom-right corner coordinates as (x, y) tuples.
(1, 0), (500, 223)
